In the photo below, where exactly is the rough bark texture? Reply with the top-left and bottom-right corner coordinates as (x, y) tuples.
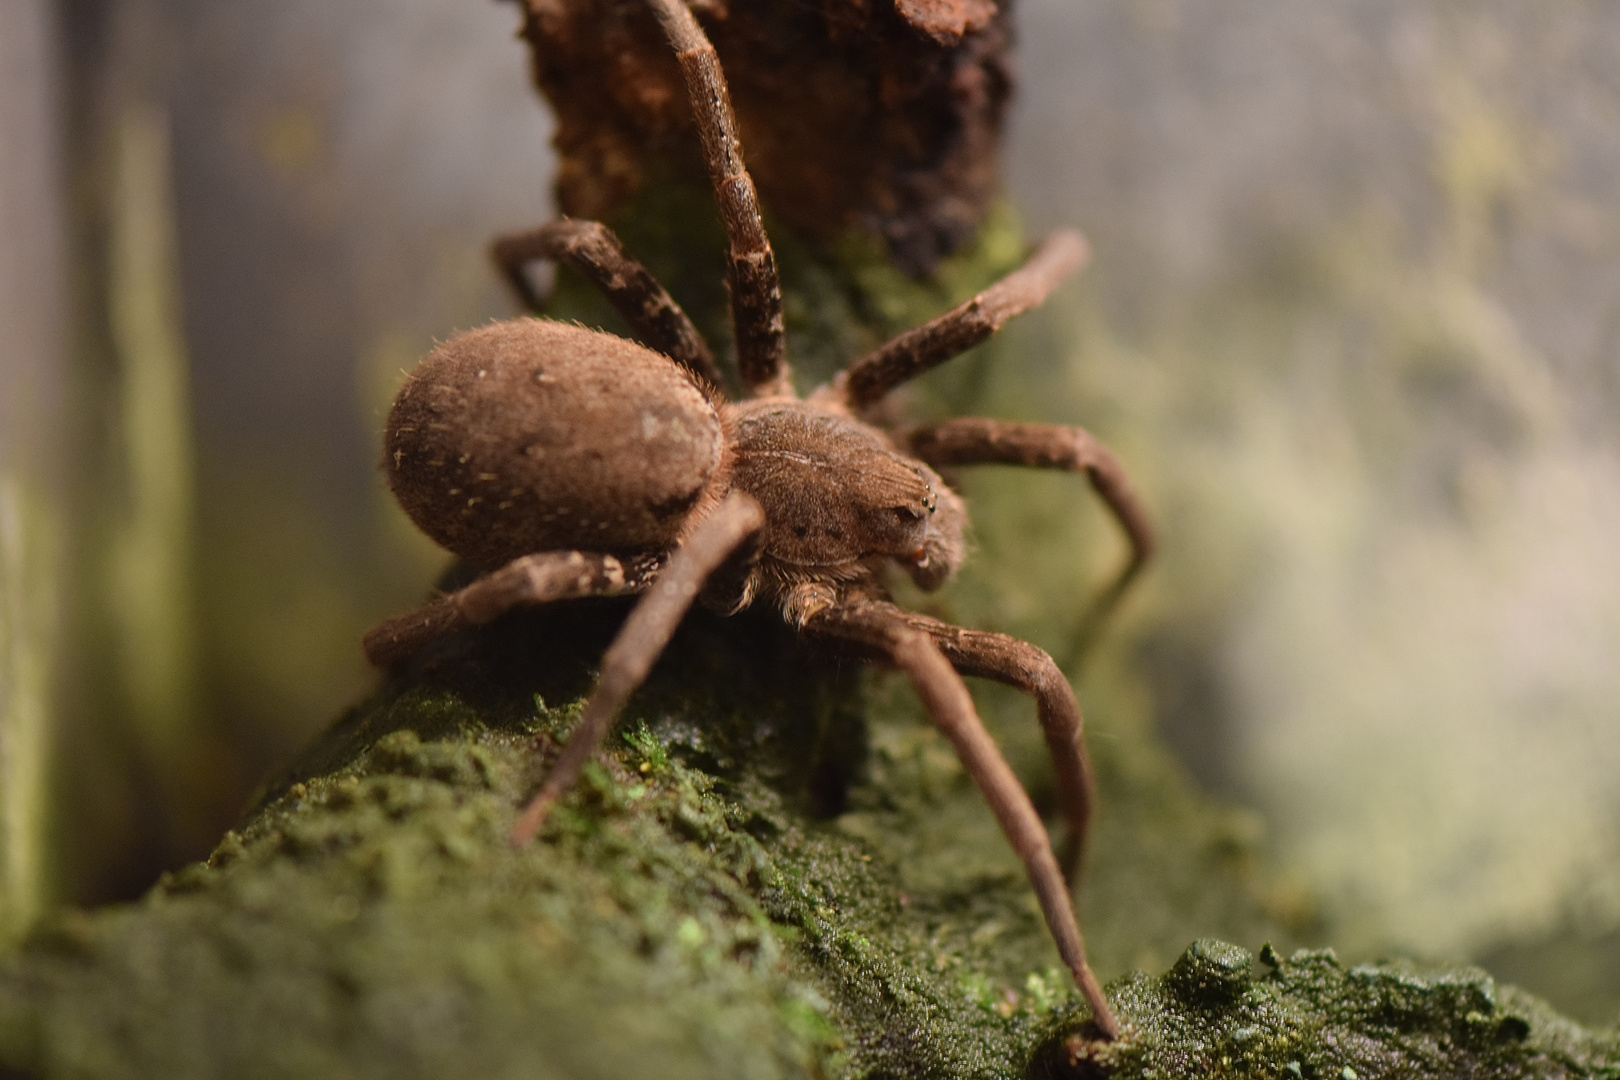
(514, 0), (1013, 275)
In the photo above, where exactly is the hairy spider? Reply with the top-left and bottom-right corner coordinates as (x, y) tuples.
(364, 0), (1151, 1040)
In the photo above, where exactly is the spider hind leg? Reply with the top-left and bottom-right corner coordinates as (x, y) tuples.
(490, 218), (725, 392)
(363, 550), (655, 670)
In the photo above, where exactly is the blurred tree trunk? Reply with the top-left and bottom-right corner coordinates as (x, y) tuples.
(0, 0), (70, 945)
(4, 0), (220, 914)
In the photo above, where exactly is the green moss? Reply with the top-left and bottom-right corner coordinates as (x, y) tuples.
(0, 588), (1304, 1080)
(0, 608), (820, 1080)
(1032, 941), (1620, 1080)
(4, 601), (1611, 1079)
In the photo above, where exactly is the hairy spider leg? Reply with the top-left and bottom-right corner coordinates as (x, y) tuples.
(839, 229), (1090, 410)
(363, 551), (659, 669)
(490, 218), (727, 393)
(509, 491), (766, 845)
(646, 0), (791, 399)
(903, 418), (1156, 660)
(802, 598), (1122, 1040)
(874, 602), (1102, 882)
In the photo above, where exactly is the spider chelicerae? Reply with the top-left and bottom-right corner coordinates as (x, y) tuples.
(365, 0), (1152, 1039)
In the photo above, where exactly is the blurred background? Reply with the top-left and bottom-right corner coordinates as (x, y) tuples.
(2, 0), (1617, 1025)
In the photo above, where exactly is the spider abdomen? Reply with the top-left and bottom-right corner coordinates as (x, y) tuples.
(385, 318), (725, 568)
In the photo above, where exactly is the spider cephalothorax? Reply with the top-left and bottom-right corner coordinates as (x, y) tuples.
(366, 0), (1152, 1041)
(726, 398), (968, 599)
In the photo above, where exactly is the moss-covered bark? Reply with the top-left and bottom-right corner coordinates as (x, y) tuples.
(1034, 941), (1620, 1080)
(2, 600), (1615, 1078)
(0, 588), (1280, 1080)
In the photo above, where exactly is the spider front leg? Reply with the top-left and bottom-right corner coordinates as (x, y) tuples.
(904, 418), (1155, 648)
(363, 550), (657, 669)
(823, 599), (1101, 883)
(802, 597), (1121, 1041)
(898, 607), (1102, 881)
(509, 491), (765, 844)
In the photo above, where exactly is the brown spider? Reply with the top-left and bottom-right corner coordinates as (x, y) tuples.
(364, 0), (1151, 1040)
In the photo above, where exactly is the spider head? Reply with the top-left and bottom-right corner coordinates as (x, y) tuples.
(838, 452), (966, 591)
(730, 402), (967, 589)
(901, 465), (967, 592)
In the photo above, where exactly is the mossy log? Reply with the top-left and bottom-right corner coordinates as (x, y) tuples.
(1, 599), (1614, 1079)
(1036, 941), (1619, 1080)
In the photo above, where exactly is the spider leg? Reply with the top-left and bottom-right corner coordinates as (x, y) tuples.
(803, 598), (1120, 1040)
(363, 551), (658, 669)
(905, 611), (1099, 883)
(903, 418), (1154, 650)
(509, 491), (765, 845)
(490, 218), (726, 393)
(646, 0), (792, 399)
(836, 600), (1101, 884)
(840, 230), (1090, 412)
